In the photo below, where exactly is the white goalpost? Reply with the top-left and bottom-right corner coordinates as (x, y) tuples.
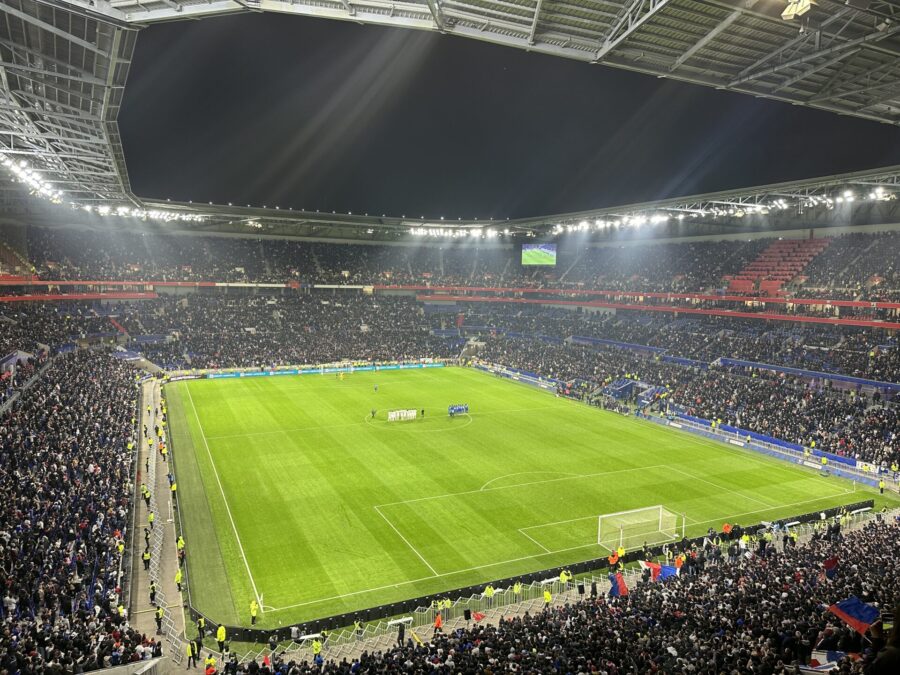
(597, 505), (684, 551)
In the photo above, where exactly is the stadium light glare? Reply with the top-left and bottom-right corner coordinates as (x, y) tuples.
(1, 155), (64, 203)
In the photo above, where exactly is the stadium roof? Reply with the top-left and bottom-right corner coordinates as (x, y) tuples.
(13, 160), (900, 241)
(0, 0), (899, 232)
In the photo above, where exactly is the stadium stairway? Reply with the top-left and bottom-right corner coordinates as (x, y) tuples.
(726, 238), (831, 294)
(558, 249), (585, 283)
(0, 239), (32, 276)
(129, 380), (188, 665)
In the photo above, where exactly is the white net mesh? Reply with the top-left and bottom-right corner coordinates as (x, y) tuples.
(597, 506), (679, 551)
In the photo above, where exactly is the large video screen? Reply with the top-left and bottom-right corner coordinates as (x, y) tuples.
(521, 243), (557, 266)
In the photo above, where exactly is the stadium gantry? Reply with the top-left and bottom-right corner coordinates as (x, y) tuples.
(1, 0), (900, 237)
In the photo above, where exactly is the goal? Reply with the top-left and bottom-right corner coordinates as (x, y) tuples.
(597, 505), (683, 551)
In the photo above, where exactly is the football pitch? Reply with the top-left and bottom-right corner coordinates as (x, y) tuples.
(165, 366), (890, 628)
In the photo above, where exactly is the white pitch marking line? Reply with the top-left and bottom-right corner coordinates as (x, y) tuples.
(667, 465), (775, 509)
(205, 405), (556, 440)
(264, 487), (859, 614)
(376, 464), (672, 508)
(689, 487), (857, 528)
(373, 505), (439, 577)
(184, 383), (263, 606)
(480, 471), (580, 491)
(265, 540), (608, 613)
(518, 528), (551, 553)
(207, 419), (370, 440)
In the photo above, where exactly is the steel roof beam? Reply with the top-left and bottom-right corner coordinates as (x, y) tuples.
(0, 60), (106, 86)
(855, 86), (900, 112)
(772, 49), (860, 93)
(728, 24), (900, 88)
(594, 0), (672, 62)
(668, 8), (741, 72)
(809, 72), (900, 104)
(527, 0), (542, 44)
(10, 90), (100, 118)
(0, 2), (109, 58)
(0, 128), (107, 144)
(731, 7), (854, 81)
(423, 0), (445, 30)
(0, 38), (110, 79)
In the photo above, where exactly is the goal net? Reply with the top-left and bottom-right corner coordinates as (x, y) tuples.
(597, 505), (681, 551)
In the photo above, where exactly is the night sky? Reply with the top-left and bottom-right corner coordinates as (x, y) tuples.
(119, 13), (900, 220)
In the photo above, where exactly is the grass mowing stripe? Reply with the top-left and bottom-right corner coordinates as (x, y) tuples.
(169, 367), (900, 626)
(184, 383), (263, 606)
(372, 505), (439, 576)
(166, 383), (238, 624)
(376, 464), (672, 508)
(666, 465), (776, 508)
(265, 486), (861, 614)
(208, 405), (559, 440)
(517, 528), (552, 553)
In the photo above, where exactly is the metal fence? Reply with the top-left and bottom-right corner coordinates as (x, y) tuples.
(142, 382), (187, 664)
(233, 506), (897, 665)
(647, 413), (890, 488)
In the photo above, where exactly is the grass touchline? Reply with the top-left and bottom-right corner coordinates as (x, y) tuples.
(166, 366), (893, 627)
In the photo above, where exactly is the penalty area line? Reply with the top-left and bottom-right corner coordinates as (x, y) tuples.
(377, 464), (672, 508)
(518, 528), (551, 553)
(373, 505), (439, 576)
(689, 486), (859, 529)
(666, 465), (775, 509)
(264, 539), (611, 613)
(264, 487), (861, 614)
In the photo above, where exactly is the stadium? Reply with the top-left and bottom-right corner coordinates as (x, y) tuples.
(1, 0), (900, 673)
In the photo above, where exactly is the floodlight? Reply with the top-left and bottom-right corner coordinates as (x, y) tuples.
(781, 0), (816, 20)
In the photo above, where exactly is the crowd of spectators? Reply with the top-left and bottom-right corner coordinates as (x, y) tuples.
(0, 223), (896, 672)
(477, 335), (899, 466)
(125, 294), (459, 370)
(0, 349), (163, 670)
(800, 232), (900, 301)
(234, 519), (899, 674)
(0, 304), (117, 355)
(20, 227), (900, 300)
(448, 305), (899, 384)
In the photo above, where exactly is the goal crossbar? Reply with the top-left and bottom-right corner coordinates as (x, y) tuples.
(597, 505), (684, 551)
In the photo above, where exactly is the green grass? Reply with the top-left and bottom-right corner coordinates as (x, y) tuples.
(166, 367), (897, 628)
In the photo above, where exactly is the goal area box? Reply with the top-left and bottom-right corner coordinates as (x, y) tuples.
(597, 505), (683, 551)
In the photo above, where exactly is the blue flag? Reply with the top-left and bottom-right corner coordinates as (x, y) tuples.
(829, 596), (879, 635)
(608, 573), (628, 597)
(659, 565), (679, 580)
